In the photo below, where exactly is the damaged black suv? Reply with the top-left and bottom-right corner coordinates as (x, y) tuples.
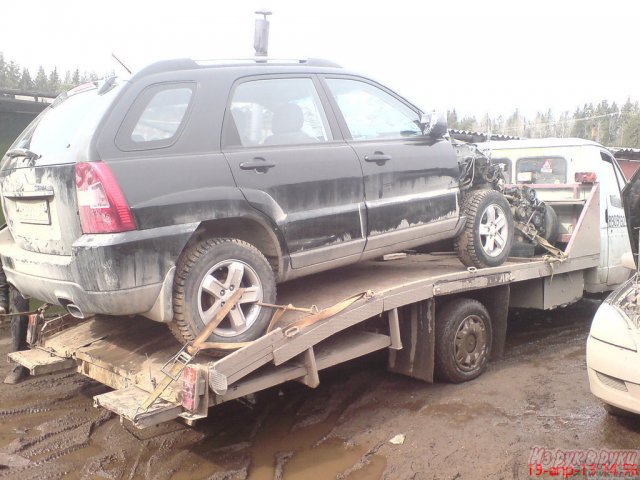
(0, 58), (514, 344)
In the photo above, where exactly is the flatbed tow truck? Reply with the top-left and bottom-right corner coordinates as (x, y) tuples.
(8, 182), (605, 429)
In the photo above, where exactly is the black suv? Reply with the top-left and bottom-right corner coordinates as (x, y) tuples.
(0, 58), (514, 344)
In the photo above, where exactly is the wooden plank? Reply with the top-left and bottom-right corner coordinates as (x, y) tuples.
(8, 349), (76, 376)
(93, 386), (183, 429)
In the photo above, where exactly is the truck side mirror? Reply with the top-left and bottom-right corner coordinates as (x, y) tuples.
(420, 112), (448, 139)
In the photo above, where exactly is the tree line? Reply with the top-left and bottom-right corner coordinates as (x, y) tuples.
(448, 99), (640, 148)
(3, 52), (640, 148)
(0, 52), (101, 95)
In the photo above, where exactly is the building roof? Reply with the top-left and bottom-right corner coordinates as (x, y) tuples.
(609, 147), (640, 160)
(449, 129), (520, 143)
(480, 137), (603, 150)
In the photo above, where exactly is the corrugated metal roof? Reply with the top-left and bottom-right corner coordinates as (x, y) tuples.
(609, 147), (640, 160)
(449, 129), (521, 143)
(479, 137), (602, 150)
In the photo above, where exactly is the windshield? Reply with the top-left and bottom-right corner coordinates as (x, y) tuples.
(7, 79), (124, 166)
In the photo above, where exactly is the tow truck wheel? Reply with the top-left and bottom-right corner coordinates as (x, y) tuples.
(434, 298), (492, 383)
(455, 189), (514, 268)
(170, 238), (276, 344)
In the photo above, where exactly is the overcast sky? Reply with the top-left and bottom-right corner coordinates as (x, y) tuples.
(2, 0), (639, 119)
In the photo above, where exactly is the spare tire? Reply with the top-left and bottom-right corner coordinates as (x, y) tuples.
(455, 189), (515, 268)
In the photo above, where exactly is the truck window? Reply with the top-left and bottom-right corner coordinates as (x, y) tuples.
(516, 156), (567, 184)
(601, 151), (626, 193)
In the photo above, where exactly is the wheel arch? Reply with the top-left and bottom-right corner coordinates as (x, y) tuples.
(181, 215), (287, 281)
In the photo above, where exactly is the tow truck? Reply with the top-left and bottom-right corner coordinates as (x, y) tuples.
(8, 177), (612, 429)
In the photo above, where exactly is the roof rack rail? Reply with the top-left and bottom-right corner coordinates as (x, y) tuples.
(194, 58), (342, 68)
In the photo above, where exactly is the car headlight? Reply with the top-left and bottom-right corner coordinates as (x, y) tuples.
(590, 302), (637, 351)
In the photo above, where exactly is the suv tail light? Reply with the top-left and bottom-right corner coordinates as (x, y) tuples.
(75, 162), (136, 233)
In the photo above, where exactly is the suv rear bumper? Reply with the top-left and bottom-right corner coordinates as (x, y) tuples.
(0, 223), (197, 320)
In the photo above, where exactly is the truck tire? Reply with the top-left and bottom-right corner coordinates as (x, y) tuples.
(535, 205), (560, 254)
(170, 238), (276, 344)
(434, 298), (492, 383)
(455, 189), (514, 268)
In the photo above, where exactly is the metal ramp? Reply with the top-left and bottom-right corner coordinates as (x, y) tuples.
(93, 329), (392, 428)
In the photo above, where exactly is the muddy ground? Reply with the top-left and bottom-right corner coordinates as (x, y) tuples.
(1, 299), (639, 479)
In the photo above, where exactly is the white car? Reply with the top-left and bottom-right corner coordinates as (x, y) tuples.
(587, 167), (640, 416)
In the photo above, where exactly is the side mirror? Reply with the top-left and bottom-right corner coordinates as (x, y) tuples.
(420, 111), (448, 139)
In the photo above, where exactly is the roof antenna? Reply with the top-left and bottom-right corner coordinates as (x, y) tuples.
(254, 10), (272, 59)
(111, 53), (132, 74)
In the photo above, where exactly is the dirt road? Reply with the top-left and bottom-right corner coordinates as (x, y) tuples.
(1, 299), (639, 479)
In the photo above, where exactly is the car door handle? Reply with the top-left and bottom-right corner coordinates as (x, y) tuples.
(239, 158), (276, 172)
(364, 152), (392, 164)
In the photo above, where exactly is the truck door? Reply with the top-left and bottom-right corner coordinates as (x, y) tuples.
(321, 77), (460, 253)
(598, 151), (632, 286)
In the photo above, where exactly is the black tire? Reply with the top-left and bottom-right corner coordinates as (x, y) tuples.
(434, 298), (492, 383)
(455, 189), (514, 268)
(602, 402), (637, 418)
(510, 240), (535, 258)
(170, 238), (276, 344)
(535, 205), (560, 254)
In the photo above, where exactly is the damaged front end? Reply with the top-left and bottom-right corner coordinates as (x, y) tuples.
(454, 142), (560, 256)
(454, 143), (505, 192)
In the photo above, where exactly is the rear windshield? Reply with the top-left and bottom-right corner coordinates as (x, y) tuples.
(9, 80), (123, 165)
(516, 156), (567, 184)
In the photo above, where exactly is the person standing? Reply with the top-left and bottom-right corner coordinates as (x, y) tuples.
(1, 265), (29, 384)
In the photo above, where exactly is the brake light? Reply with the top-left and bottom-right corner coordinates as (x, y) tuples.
(75, 162), (136, 233)
(575, 172), (597, 184)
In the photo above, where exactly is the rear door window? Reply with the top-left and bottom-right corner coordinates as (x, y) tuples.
(516, 156), (567, 184)
(223, 77), (332, 148)
(116, 83), (194, 151)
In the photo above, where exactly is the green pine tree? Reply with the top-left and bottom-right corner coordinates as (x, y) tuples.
(34, 66), (47, 91)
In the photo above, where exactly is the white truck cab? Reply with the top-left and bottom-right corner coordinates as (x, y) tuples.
(481, 138), (631, 291)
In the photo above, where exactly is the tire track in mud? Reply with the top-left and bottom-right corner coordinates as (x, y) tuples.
(0, 333), (389, 480)
(0, 300), (624, 480)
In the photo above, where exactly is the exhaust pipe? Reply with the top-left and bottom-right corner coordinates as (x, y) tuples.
(254, 10), (272, 58)
(65, 303), (85, 319)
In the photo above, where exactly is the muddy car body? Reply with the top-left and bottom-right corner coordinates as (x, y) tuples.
(0, 58), (513, 343)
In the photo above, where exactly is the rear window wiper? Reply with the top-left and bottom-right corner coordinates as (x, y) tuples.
(5, 148), (41, 161)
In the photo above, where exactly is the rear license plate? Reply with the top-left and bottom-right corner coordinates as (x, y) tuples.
(15, 199), (51, 225)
